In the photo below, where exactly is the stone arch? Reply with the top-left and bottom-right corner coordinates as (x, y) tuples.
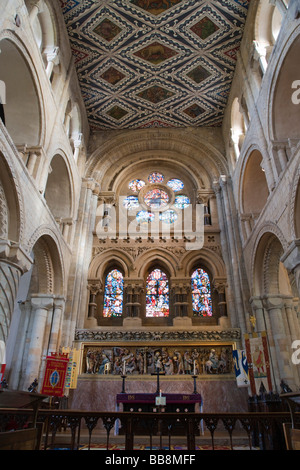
(240, 148), (269, 216)
(27, 233), (64, 297)
(44, 153), (73, 220)
(137, 249), (178, 279)
(88, 249), (132, 280)
(251, 229), (300, 389)
(270, 29), (300, 142)
(182, 247), (226, 280)
(86, 129), (228, 185)
(253, 231), (290, 296)
(0, 35), (43, 147)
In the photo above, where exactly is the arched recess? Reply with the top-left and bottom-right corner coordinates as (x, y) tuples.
(6, 232), (65, 389)
(44, 154), (73, 220)
(27, 234), (64, 297)
(230, 97), (246, 161)
(271, 33), (300, 142)
(0, 37), (42, 147)
(241, 149), (269, 217)
(251, 230), (300, 389)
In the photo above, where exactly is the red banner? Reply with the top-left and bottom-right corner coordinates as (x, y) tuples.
(41, 353), (69, 397)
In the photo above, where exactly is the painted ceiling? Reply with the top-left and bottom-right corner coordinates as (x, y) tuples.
(60, 0), (250, 130)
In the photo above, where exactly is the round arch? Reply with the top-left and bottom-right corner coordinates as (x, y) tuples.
(27, 233), (64, 297)
(181, 247), (226, 280)
(137, 248), (178, 279)
(0, 34), (44, 147)
(240, 148), (269, 216)
(252, 229), (290, 296)
(86, 129), (228, 187)
(44, 152), (74, 220)
(88, 249), (132, 280)
(269, 27), (300, 142)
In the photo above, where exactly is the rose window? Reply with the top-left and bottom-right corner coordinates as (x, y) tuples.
(124, 172), (190, 225)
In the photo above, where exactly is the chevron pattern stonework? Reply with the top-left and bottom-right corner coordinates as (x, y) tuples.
(60, 0), (250, 130)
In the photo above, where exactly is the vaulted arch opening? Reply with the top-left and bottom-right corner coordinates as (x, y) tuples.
(44, 154), (73, 220)
(0, 39), (41, 147)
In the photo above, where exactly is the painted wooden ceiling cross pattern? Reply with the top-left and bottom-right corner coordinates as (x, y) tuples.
(60, 0), (250, 130)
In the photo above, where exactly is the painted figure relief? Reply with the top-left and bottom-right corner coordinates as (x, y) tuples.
(84, 345), (233, 375)
(103, 269), (124, 317)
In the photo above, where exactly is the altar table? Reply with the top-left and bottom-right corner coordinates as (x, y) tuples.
(116, 393), (202, 435)
(116, 393), (202, 412)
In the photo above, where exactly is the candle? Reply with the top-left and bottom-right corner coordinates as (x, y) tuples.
(193, 360), (196, 376)
(123, 360), (126, 375)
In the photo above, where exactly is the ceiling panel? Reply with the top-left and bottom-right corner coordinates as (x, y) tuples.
(60, 0), (250, 130)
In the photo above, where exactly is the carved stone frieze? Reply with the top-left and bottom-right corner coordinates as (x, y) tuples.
(75, 328), (241, 342)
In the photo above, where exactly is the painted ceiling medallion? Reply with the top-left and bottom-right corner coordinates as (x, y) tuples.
(190, 16), (219, 41)
(134, 41), (178, 65)
(137, 85), (175, 104)
(60, 0), (250, 130)
(93, 18), (122, 42)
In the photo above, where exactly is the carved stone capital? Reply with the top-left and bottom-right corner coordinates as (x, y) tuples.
(0, 240), (33, 274)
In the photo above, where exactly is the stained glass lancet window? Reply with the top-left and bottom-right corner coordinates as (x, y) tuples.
(146, 269), (169, 317)
(103, 269), (124, 317)
(191, 268), (212, 317)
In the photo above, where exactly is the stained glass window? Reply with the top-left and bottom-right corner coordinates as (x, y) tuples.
(103, 269), (124, 317)
(123, 195), (140, 209)
(174, 195), (190, 209)
(191, 268), (212, 317)
(146, 269), (169, 317)
(148, 172), (164, 184)
(167, 178), (184, 192)
(159, 210), (177, 224)
(136, 211), (155, 224)
(144, 188), (169, 209)
(129, 179), (146, 192)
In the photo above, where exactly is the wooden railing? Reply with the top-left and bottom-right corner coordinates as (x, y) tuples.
(1, 408), (299, 450)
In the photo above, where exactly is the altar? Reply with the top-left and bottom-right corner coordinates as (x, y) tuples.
(116, 393), (202, 413)
(116, 392), (202, 435)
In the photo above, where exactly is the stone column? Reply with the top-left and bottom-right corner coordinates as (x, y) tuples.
(47, 296), (65, 354)
(64, 179), (100, 342)
(249, 296), (266, 332)
(45, 47), (60, 79)
(73, 134), (83, 163)
(24, 294), (54, 387)
(218, 176), (247, 332)
(263, 295), (296, 389)
(29, 0), (43, 24)
(86, 281), (101, 328)
(213, 278), (229, 328)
